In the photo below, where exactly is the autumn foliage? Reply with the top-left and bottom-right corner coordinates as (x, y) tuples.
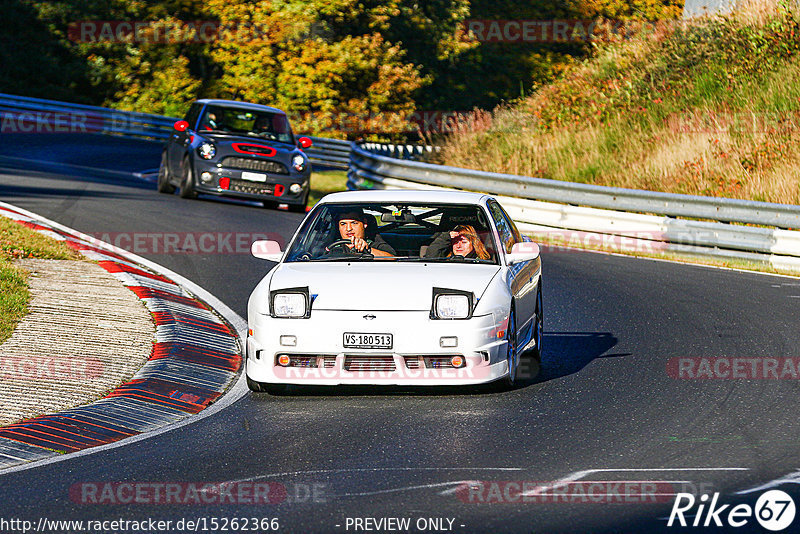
(1, 0), (683, 139)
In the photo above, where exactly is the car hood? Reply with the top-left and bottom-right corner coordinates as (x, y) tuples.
(198, 133), (300, 166)
(269, 262), (500, 311)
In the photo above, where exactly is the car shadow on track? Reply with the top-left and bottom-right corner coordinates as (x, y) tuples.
(251, 331), (628, 398)
(517, 331), (628, 387)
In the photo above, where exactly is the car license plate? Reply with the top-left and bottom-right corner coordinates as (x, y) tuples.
(241, 171), (267, 183)
(343, 332), (393, 349)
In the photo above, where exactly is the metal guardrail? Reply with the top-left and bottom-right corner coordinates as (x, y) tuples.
(0, 93), (175, 141)
(0, 93), (352, 169)
(4, 92), (800, 271)
(305, 136), (350, 170)
(348, 142), (800, 272)
(360, 142), (440, 161)
(349, 143), (800, 229)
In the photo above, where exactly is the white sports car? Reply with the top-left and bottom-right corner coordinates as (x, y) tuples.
(246, 190), (543, 393)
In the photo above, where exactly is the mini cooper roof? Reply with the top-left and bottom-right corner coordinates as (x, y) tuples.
(193, 99), (286, 116)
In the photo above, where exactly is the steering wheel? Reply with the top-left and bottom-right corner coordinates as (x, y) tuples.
(326, 239), (372, 256)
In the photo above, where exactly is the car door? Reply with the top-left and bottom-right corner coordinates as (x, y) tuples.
(486, 199), (537, 347)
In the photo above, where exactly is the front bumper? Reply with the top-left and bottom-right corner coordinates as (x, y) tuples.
(246, 310), (509, 386)
(193, 160), (309, 204)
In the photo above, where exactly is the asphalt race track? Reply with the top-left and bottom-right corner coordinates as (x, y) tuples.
(1, 134), (800, 533)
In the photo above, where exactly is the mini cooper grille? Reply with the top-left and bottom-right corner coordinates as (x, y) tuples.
(344, 355), (396, 372)
(222, 156), (288, 175)
(228, 180), (275, 196)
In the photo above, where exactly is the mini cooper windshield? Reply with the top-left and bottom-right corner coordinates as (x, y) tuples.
(199, 105), (294, 144)
(285, 203), (500, 264)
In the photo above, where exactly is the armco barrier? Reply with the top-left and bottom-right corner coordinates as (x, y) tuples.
(348, 143), (800, 273)
(3, 92), (800, 272)
(0, 93), (350, 169)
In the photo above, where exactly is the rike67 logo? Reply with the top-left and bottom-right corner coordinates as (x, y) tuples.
(668, 490), (796, 531)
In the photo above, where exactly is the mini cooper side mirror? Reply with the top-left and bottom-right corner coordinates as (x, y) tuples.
(507, 242), (540, 265)
(173, 120), (189, 132)
(251, 240), (283, 262)
(297, 137), (313, 149)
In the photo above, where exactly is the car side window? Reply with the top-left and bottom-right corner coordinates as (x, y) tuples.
(183, 104), (202, 130)
(487, 200), (518, 254)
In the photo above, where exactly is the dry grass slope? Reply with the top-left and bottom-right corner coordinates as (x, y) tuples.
(438, 0), (800, 206)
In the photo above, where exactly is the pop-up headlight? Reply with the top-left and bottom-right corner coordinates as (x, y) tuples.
(270, 287), (311, 318)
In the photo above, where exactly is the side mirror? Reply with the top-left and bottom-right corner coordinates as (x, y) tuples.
(506, 242), (540, 265)
(297, 136), (313, 149)
(174, 120), (189, 132)
(251, 240), (283, 262)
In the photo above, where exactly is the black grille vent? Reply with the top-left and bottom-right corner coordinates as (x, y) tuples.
(222, 156), (288, 175)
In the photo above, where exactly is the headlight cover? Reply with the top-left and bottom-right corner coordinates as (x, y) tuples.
(292, 154), (305, 172)
(270, 287), (311, 318)
(198, 142), (216, 160)
(431, 288), (474, 320)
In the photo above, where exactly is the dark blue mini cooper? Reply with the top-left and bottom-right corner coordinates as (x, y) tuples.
(157, 99), (313, 212)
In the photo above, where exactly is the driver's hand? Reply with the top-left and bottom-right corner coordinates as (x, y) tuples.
(349, 236), (369, 252)
(449, 231), (459, 239)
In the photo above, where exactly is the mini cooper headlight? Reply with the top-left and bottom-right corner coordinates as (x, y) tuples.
(270, 287), (310, 318)
(431, 288), (474, 320)
(198, 142), (216, 160)
(292, 154), (305, 172)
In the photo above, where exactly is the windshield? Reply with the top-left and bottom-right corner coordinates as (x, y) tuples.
(198, 105), (294, 143)
(285, 202), (499, 263)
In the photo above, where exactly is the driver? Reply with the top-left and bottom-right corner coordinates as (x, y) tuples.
(327, 208), (395, 257)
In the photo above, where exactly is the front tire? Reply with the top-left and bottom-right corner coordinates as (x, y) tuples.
(530, 285), (543, 362)
(179, 157), (197, 199)
(157, 152), (175, 194)
(500, 306), (518, 390)
(288, 190), (309, 213)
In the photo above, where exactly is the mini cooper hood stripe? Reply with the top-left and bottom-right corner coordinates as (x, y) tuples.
(269, 263), (500, 311)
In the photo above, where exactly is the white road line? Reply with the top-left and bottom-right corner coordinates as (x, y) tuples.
(521, 468), (750, 497)
(736, 469), (800, 494)
(0, 201), (248, 476)
(334, 481), (477, 498)
(221, 467), (526, 486)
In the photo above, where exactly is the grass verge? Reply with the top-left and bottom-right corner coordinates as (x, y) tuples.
(0, 217), (81, 344)
(309, 169), (348, 207)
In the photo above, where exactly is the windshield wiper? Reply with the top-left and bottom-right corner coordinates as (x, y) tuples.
(311, 256), (376, 262)
(399, 257), (491, 263)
